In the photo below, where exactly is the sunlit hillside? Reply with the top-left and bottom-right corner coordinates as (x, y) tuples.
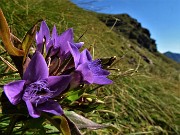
(0, 0), (179, 134)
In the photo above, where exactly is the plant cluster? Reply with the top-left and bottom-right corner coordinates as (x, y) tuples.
(0, 9), (114, 134)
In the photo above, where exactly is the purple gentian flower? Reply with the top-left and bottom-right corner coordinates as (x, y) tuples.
(36, 21), (83, 60)
(3, 51), (71, 118)
(35, 21), (84, 75)
(68, 42), (113, 85)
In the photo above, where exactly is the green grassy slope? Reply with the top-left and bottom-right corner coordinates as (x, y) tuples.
(0, 0), (180, 134)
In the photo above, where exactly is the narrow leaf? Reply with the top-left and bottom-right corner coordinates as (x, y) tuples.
(0, 9), (24, 56)
(64, 115), (82, 135)
(64, 111), (108, 130)
(22, 22), (37, 63)
(66, 89), (84, 102)
(53, 115), (71, 135)
(42, 113), (71, 135)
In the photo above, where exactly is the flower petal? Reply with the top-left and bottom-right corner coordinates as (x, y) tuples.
(74, 42), (84, 49)
(89, 60), (110, 76)
(52, 25), (57, 39)
(76, 63), (93, 84)
(59, 28), (73, 45)
(40, 21), (50, 40)
(51, 25), (58, 48)
(93, 76), (113, 85)
(38, 100), (63, 115)
(36, 21), (50, 51)
(3, 80), (25, 105)
(68, 42), (80, 68)
(58, 28), (73, 54)
(47, 75), (71, 97)
(25, 100), (41, 118)
(23, 51), (48, 82)
(79, 49), (92, 64)
(46, 40), (53, 53)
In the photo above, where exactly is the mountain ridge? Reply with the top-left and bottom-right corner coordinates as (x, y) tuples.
(98, 13), (157, 52)
(164, 51), (180, 63)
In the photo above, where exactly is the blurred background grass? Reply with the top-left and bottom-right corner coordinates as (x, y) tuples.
(0, 0), (179, 134)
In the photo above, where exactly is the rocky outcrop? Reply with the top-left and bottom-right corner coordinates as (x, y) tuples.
(98, 14), (157, 52)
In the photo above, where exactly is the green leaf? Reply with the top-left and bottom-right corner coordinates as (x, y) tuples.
(0, 8), (24, 56)
(21, 22), (38, 63)
(64, 115), (82, 135)
(66, 89), (84, 102)
(64, 111), (108, 130)
(42, 113), (71, 135)
(53, 115), (71, 135)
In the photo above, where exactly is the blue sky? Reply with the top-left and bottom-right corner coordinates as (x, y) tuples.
(71, 0), (180, 53)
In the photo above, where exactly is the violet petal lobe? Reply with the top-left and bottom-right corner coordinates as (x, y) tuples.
(58, 28), (73, 54)
(37, 100), (64, 115)
(36, 21), (50, 51)
(74, 42), (84, 49)
(76, 63), (94, 84)
(25, 100), (41, 118)
(47, 75), (71, 97)
(59, 28), (73, 46)
(52, 25), (57, 40)
(40, 21), (50, 40)
(58, 29), (83, 57)
(93, 76), (113, 85)
(68, 42), (80, 68)
(23, 51), (49, 82)
(52, 25), (58, 48)
(79, 49), (92, 64)
(88, 60), (110, 76)
(3, 80), (25, 105)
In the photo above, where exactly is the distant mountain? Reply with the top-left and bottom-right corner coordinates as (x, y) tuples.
(164, 51), (180, 63)
(98, 14), (157, 52)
